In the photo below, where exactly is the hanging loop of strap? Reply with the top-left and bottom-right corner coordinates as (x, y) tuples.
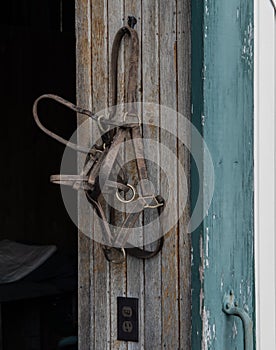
(33, 94), (121, 153)
(110, 22), (139, 117)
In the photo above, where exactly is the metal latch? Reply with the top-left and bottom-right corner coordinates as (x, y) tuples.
(222, 290), (253, 350)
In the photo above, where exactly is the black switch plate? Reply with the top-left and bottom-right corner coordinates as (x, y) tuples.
(117, 297), (139, 342)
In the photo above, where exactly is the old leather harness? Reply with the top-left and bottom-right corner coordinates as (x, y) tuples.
(33, 18), (164, 263)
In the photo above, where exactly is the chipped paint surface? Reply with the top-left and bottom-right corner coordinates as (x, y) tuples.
(220, 275), (224, 292)
(191, 0), (254, 348)
(202, 307), (216, 349)
(232, 321), (238, 339)
(241, 20), (254, 70)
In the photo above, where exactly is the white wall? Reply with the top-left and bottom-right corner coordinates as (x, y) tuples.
(254, 1), (276, 349)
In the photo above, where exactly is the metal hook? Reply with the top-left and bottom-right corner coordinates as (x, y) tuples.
(128, 16), (137, 29)
(222, 290), (253, 350)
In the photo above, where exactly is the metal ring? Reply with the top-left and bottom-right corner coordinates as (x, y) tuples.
(116, 183), (136, 203)
(123, 111), (141, 126)
(112, 248), (126, 264)
(103, 247), (126, 264)
(97, 114), (110, 132)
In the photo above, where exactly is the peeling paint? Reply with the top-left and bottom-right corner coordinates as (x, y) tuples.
(205, 227), (209, 268)
(232, 321), (238, 339)
(220, 276), (224, 291)
(205, 1), (210, 16)
(202, 64), (207, 80)
(199, 235), (204, 316)
(202, 308), (216, 349)
(204, 25), (208, 39)
(199, 235), (204, 283)
(191, 0), (254, 348)
(200, 288), (204, 317)
(241, 20), (253, 71)
(202, 307), (210, 349)
(212, 324), (216, 341)
(247, 282), (251, 297)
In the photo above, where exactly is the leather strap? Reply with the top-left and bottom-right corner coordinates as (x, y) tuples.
(99, 20), (164, 260)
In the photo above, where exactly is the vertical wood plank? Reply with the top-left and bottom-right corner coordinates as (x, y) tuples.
(123, 2), (145, 350)
(90, 0), (110, 349)
(142, 0), (163, 349)
(177, 1), (192, 349)
(76, 1), (93, 349)
(159, 0), (180, 348)
(107, 2), (128, 350)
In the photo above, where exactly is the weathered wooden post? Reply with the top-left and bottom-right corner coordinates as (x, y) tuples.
(75, 0), (191, 348)
(191, 0), (255, 349)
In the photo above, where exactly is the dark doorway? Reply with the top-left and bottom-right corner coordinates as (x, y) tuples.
(0, 1), (77, 349)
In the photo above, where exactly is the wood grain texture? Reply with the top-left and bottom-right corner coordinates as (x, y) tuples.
(107, 2), (128, 350)
(124, 3), (145, 350)
(75, 1), (93, 349)
(191, 0), (254, 349)
(90, 1), (111, 349)
(76, 1), (191, 348)
(142, 1), (162, 349)
(159, 1), (180, 348)
(177, 1), (192, 349)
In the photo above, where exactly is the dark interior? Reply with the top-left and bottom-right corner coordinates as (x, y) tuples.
(0, 1), (77, 349)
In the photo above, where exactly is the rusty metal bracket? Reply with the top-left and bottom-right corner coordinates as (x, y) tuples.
(222, 290), (253, 350)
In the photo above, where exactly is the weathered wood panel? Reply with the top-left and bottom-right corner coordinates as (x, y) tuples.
(124, 2), (145, 350)
(142, 1), (162, 349)
(90, 1), (110, 349)
(191, 0), (254, 348)
(159, 1), (179, 348)
(107, 3), (127, 350)
(76, 1), (191, 349)
(76, 1), (93, 349)
(177, 1), (192, 348)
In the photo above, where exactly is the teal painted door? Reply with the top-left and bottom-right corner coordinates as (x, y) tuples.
(191, 0), (255, 349)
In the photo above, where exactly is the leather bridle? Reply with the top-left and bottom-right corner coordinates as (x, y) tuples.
(33, 17), (164, 263)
